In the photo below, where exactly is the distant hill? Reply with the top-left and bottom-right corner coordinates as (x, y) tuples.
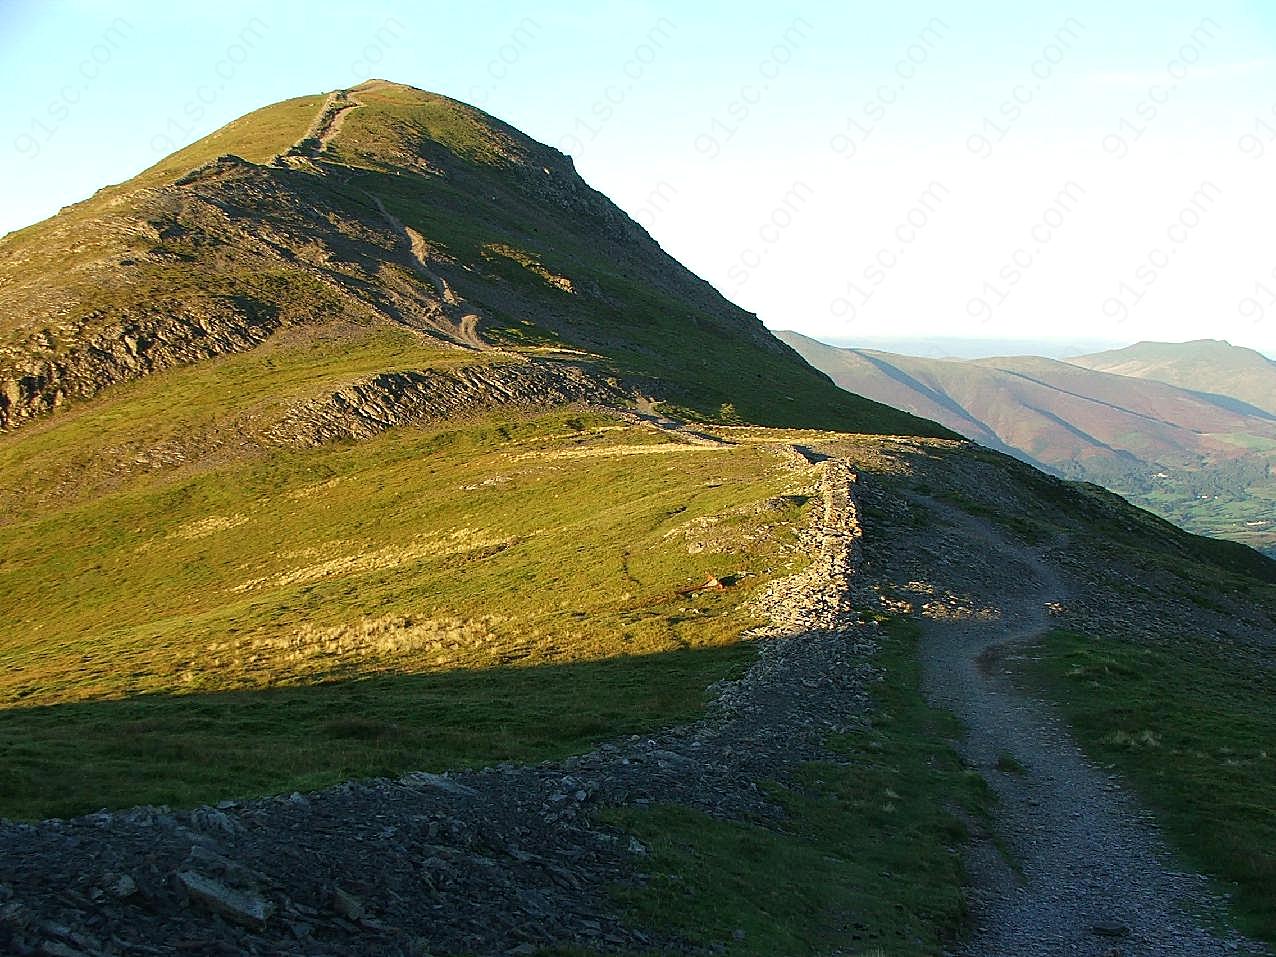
(1072, 339), (1276, 418)
(779, 331), (1276, 556)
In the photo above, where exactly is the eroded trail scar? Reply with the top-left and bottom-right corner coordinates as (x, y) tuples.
(277, 87), (489, 351)
(912, 500), (1266, 957)
(362, 191), (488, 351)
(314, 93), (359, 153)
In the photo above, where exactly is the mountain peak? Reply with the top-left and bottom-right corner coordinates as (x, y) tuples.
(1111, 338), (1266, 360)
(0, 81), (945, 439)
(1071, 338), (1276, 417)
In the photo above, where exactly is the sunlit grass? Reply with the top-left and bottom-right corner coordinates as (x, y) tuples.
(0, 327), (820, 817)
(1019, 629), (1276, 943)
(134, 93), (327, 185)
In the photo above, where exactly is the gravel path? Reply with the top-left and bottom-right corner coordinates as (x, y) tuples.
(915, 500), (1270, 957)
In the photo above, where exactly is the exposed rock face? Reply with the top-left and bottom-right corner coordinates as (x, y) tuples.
(0, 158), (450, 432)
(269, 360), (627, 446)
(0, 297), (283, 429)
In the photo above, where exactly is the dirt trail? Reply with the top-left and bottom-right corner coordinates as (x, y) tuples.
(402, 224), (459, 307)
(274, 88), (488, 350)
(315, 94), (359, 153)
(290, 82), (387, 160)
(915, 499), (1268, 957)
(276, 91), (359, 167)
(360, 192), (488, 350)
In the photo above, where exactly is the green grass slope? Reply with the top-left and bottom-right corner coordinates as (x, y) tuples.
(0, 79), (949, 829)
(0, 325), (826, 817)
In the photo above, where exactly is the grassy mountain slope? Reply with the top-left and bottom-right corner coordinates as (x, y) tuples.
(0, 321), (828, 815)
(778, 331), (1276, 555)
(0, 81), (944, 438)
(1072, 339), (1276, 418)
(0, 82), (950, 824)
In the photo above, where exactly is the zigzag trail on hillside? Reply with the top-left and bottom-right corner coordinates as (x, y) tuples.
(282, 84), (490, 351)
(0, 452), (879, 956)
(361, 192), (488, 350)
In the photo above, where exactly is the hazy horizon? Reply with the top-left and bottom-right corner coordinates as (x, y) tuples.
(777, 330), (1276, 361)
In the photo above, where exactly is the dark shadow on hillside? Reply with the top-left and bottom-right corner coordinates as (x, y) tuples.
(1177, 387), (1276, 422)
(791, 445), (829, 463)
(853, 351), (991, 440)
(317, 167), (954, 438)
(0, 643), (755, 821)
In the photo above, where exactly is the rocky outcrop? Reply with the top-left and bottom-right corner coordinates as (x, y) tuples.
(0, 156), (471, 434)
(752, 458), (861, 631)
(0, 299), (282, 430)
(268, 360), (628, 446)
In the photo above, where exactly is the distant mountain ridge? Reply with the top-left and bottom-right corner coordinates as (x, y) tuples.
(814, 335), (1124, 360)
(780, 331), (1276, 556)
(1072, 339), (1276, 418)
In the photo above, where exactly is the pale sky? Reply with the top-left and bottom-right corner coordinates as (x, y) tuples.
(3, 0), (1276, 354)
